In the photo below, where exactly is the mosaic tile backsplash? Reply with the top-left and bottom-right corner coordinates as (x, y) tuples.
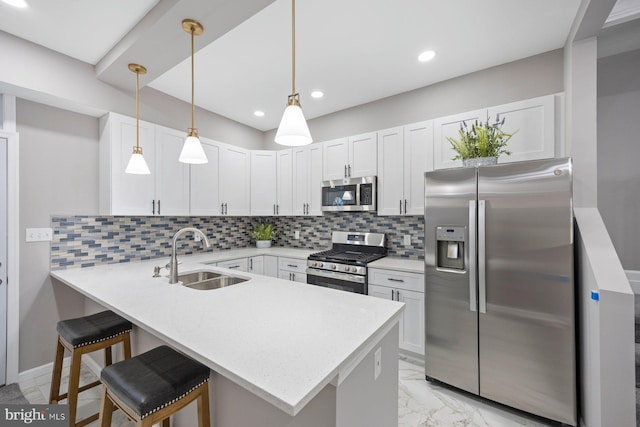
(50, 213), (424, 270)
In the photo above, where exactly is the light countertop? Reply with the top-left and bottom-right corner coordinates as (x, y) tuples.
(50, 251), (404, 416)
(369, 257), (424, 274)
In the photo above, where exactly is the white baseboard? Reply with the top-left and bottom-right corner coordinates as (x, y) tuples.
(626, 270), (640, 294)
(18, 355), (103, 384)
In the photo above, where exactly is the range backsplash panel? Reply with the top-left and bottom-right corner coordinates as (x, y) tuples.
(50, 213), (424, 270)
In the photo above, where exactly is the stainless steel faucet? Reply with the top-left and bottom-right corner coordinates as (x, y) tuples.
(169, 227), (211, 284)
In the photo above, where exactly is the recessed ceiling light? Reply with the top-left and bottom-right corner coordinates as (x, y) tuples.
(418, 50), (436, 62)
(311, 91), (324, 99)
(2, 0), (29, 8)
(254, 110), (265, 117)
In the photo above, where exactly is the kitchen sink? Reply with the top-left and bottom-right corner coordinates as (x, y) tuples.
(177, 270), (247, 290)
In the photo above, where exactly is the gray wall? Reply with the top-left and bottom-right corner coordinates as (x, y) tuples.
(597, 48), (640, 271)
(263, 49), (564, 148)
(17, 99), (98, 371)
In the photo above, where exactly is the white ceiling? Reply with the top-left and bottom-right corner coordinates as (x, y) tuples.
(1, 0), (633, 133)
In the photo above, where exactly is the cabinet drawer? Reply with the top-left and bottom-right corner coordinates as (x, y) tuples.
(278, 257), (306, 273)
(368, 268), (423, 293)
(217, 258), (248, 272)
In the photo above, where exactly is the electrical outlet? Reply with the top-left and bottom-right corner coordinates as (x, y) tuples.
(403, 235), (411, 246)
(294, 230), (300, 240)
(193, 234), (202, 242)
(374, 347), (382, 380)
(26, 228), (53, 242)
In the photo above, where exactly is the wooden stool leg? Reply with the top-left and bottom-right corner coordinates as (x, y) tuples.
(49, 338), (65, 404)
(162, 418), (170, 427)
(122, 333), (132, 360)
(197, 385), (211, 427)
(104, 346), (113, 367)
(98, 387), (114, 427)
(67, 349), (83, 427)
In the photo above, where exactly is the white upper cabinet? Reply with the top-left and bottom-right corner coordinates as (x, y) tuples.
(377, 121), (433, 216)
(250, 150), (277, 216)
(276, 149), (293, 216)
(190, 137), (221, 216)
(220, 144), (251, 216)
(323, 132), (377, 180)
(154, 125), (190, 216)
(487, 94), (555, 164)
(99, 113), (191, 216)
(433, 109), (485, 170)
(292, 143), (323, 216)
(433, 94), (557, 170)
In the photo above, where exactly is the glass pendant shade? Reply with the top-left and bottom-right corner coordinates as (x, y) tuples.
(275, 103), (312, 146)
(125, 148), (151, 174)
(179, 133), (208, 164)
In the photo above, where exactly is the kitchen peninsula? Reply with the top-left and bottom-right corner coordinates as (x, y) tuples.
(50, 251), (404, 427)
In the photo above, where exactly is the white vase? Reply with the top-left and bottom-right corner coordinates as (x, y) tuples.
(462, 156), (498, 168)
(256, 240), (271, 248)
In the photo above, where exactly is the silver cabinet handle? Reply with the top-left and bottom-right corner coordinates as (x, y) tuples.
(0, 279), (3, 285)
(287, 264), (298, 268)
(387, 277), (404, 283)
(348, 164), (351, 177)
(157, 200), (161, 215)
(469, 200), (477, 313)
(289, 272), (293, 280)
(478, 199), (487, 314)
(274, 204), (276, 215)
(292, 273), (295, 281)
(404, 199), (407, 214)
(152, 200), (156, 215)
(396, 290), (401, 301)
(391, 289), (396, 300)
(399, 200), (402, 214)
(224, 203), (228, 215)
(276, 204), (279, 215)
(249, 258), (253, 270)
(344, 165), (347, 178)
(229, 265), (240, 269)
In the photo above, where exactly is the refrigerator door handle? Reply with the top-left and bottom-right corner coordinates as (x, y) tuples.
(468, 200), (477, 312)
(478, 199), (487, 314)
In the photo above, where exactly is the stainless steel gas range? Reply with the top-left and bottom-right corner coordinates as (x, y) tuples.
(306, 232), (387, 294)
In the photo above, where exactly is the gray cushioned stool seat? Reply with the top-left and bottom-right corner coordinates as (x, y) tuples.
(100, 345), (210, 419)
(57, 310), (132, 348)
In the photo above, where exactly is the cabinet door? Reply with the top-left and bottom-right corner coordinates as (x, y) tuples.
(487, 94), (555, 163)
(250, 151), (277, 216)
(307, 143), (323, 216)
(368, 284), (393, 301)
(276, 149), (293, 215)
(248, 256), (264, 275)
(191, 138), (221, 216)
(279, 270), (306, 283)
(323, 137), (349, 180)
(377, 127), (405, 216)
(104, 113), (156, 215)
(403, 120), (433, 215)
(155, 125), (190, 215)
(292, 147), (308, 216)
(217, 258), (248, 272)
(220, 145), (251, 216)
(348, 132), (377, 177)
(433, 109), (485, 170)
(263, 256), (279, 277)
(396, 288), (425, 355)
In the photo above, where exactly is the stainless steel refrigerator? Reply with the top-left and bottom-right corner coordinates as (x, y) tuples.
(424, 157), (576, 426)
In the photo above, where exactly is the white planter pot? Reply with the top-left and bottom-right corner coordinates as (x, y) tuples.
(256, 240), (272, 248)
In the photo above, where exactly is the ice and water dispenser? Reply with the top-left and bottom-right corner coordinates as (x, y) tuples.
(436, 226), (465, 271)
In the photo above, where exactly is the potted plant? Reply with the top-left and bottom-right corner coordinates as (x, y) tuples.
(251, 221), (277, 248)
(447, 116), (517, 167)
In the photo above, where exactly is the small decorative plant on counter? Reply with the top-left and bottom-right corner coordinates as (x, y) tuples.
(447, 115), (517, 167)
(251, 221), (277, 248)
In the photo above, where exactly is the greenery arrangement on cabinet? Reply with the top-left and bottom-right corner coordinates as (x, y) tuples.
(447, 116), (517, 164)
(251, 221), (277, 248)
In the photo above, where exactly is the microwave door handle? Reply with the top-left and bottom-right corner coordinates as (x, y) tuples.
(356, 183), (361, 206)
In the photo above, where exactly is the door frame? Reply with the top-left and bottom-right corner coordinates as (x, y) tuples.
(2, 94), (20, 384)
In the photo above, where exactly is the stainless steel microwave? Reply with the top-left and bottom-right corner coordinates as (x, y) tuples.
(321, 176), (376, 212)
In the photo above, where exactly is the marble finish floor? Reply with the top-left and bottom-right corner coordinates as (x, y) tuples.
(19, 358), (554, 426)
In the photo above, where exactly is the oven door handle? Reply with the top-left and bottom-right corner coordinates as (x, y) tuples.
(305, 268), (365, 284)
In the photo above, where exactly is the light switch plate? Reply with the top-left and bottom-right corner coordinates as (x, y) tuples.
(294, 230), (300, 240)
(26, 228), (53, 242)
(403, 235), (411, 246)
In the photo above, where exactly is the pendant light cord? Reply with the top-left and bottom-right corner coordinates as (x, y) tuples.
(291, 0), (296, 95)
(135, 69), (140, 149)
(191, 26), (195, 131)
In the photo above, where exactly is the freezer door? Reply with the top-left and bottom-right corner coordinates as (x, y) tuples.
(424, 167), (479, 394)
(477, 158), (576, 425)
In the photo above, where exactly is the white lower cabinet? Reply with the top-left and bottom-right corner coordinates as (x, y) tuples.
(217, 258), (248, 272)
(263, 256), (279, 278)
(368, 268), (425, 355)
(278, 257), (307, 283)
(248, 256), (263, 274)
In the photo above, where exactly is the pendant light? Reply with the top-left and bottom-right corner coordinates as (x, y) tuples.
(125, 64), (151, 175)
(179, 18), (208, 164)
(275, 0), (312, 146)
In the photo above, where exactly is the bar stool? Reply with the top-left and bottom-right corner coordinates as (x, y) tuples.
(49, 310), (132, 427)
(98, 345), (211, 427)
